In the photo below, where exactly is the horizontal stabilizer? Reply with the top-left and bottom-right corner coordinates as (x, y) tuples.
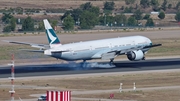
(2, 40), (50, 49)
(19, 49), (44, 53)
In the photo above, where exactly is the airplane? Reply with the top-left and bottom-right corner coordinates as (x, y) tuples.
(4, 19), (162, 64)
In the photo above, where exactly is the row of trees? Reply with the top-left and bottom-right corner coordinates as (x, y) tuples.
(2, 13), (16, 32)
(1, 2), (180, 32)
(129, 0), (173, 11)
(61, 2), (169, 30)
(0, 0), (179, 14)
(1, 13), (36, 32)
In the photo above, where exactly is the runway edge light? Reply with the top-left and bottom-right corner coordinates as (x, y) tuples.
(119, 83), (123, 93)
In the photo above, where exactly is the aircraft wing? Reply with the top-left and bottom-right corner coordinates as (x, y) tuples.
(3, 40), (50, 49)
(120, 43), (162, 54)
(143, 44), (162, 48)
(92, 43), (162, 60)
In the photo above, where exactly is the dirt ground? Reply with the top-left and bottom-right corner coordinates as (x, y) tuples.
(0, 0), (126, 9)
(1, 70), (180, 101)
(0, 0), (177, 10)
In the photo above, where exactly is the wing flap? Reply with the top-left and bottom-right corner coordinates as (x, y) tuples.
(101, 52), (116, 60)
(51, 50), (70, 53)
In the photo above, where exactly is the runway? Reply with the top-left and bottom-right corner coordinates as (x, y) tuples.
(0, 58), (180, 78)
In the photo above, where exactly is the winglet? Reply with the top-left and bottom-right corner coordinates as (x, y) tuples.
(43, 19), (61, 46)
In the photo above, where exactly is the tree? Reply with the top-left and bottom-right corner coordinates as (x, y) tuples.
(125, 0), (136, 5)
(2, 13), (16, 32)
(3, 25), (12, 32)
(80, 2), (92, 10)
(98, 16), (105, 25)
(158, 11), (165, 19)
(151, 0), (159, 6)
(63, 15), (75, 30)
(37, 22), (44, 31)
(71, 8), (83, 23)
(133, 9), (143, 21)
(22, 16), (34, 31)
(168, 4), (172, 9)
(80, 10), (98, 29)
(103, 1), (115, 11)
(151, 0), (160, 12)
(61, 11), (71, 20)
(105, 15), (115, 26)
(10, 17), (16, 31)
(88, 6), (100, 16)
(176, 2), (180, 10)
(145, 18), (154, 27)
(127, 16), (137, 26)
(1, 13), (13, 24)
(50, 20), (58, 30)
(143, 14), (150, 19)
(175, 11), (180, 22)
(69, 2), (100, 24)
(114, 14), (127, 26)
(123, 6), (133, 13)
(152, 5), (160, 11)
(140, 0), (150, 8)
(161, 0), (167, 11)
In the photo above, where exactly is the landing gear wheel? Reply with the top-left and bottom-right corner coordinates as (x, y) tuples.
(142, 57), (145, 60)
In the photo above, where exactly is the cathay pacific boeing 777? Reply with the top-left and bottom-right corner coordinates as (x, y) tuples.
(5, 19), (161, 64)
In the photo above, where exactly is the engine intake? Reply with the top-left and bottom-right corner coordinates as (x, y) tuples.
(127, 50), (144, 61)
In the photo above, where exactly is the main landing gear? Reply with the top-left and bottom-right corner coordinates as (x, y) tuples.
(142, 57), (145, 60)
(80, 60), (87, 68)
(110, 58), (114, 65)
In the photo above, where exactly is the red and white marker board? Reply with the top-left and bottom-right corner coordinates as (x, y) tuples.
(47, 91), (71, 101)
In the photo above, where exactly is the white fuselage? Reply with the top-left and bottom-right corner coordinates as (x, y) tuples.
(44, 36), (152, 61)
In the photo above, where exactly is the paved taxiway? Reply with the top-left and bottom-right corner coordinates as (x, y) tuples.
(0, 58), (180, 78)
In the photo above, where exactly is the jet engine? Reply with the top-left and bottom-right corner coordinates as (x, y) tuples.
(127, 50), (144, 61)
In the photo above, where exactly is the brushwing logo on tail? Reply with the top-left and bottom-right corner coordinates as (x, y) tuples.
(47, 29), (57, 44)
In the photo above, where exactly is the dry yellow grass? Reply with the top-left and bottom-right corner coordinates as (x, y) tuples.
(0, 0), (126, 9)
(0, 0), (179, 9)
(1, 71), (180, 101)
(147, 38), (180, 56)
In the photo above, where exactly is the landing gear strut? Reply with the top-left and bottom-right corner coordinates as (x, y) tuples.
(81, 60), (87, 68)
(83, 60), (86, 62)
(110, 58), (114, 65)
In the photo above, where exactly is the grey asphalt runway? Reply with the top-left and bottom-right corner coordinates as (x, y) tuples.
(0, 58), (180, 78)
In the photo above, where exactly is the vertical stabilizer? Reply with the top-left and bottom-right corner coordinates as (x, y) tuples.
(43, 19), (61, 47)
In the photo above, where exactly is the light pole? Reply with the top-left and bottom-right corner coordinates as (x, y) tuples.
(104, 14), (106, 26)
(76, 18), (80, 25)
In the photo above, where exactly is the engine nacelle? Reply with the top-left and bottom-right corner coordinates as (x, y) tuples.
(127, 50), (144, 61)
